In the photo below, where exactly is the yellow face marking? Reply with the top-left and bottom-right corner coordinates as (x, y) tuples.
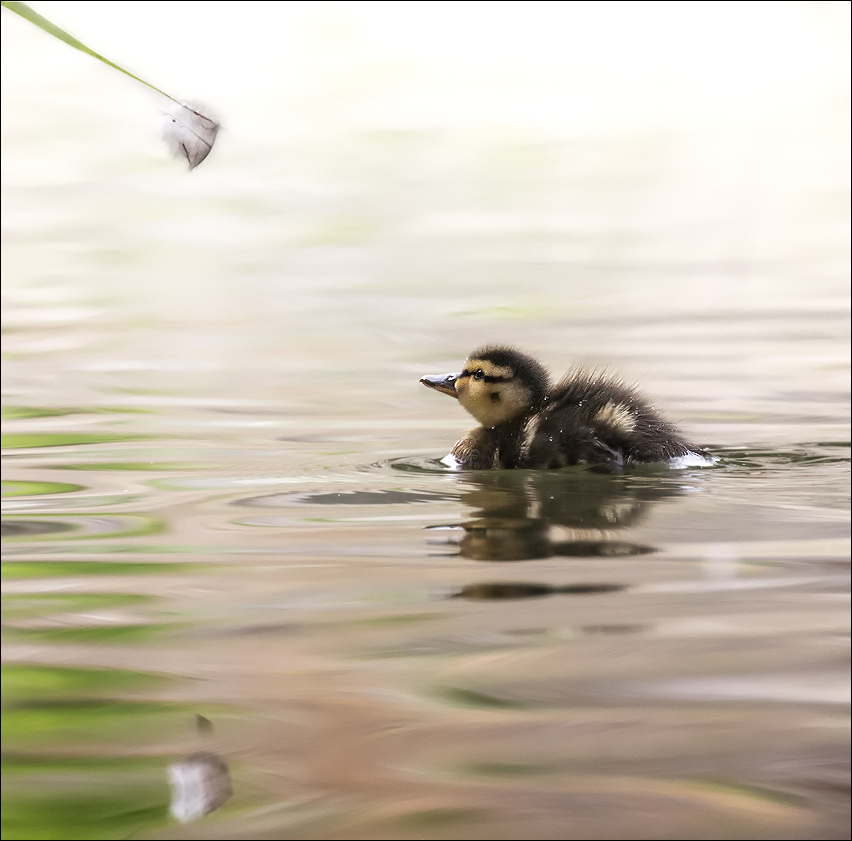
(456, 358), (532, 427)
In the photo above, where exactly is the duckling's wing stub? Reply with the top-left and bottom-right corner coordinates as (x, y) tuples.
(420, 373), (461, 398)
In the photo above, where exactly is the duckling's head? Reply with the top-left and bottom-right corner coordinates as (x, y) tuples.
(421, 346), (550, 427)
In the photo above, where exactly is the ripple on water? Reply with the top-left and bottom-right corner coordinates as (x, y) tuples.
(234, 488), (460, 508)
(365, 456), (456, 474)
(1, 514), (164, 541)
(1, 430), (848, 840)
(711, 442), (851, 468)
(1, 480), (86, 497)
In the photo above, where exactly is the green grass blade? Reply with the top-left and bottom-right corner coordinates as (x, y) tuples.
(1, 1), (177, 102)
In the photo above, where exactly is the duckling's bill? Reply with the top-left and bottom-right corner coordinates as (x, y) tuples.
(420, 373), (461, 398)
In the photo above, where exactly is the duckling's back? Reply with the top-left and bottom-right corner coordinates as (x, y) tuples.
(521, 373), (699, 468)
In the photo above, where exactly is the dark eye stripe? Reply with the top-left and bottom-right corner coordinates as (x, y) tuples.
(460, 369), (511, 384)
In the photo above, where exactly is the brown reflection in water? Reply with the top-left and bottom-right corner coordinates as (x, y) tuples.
(1, 519), (76, 538)
(233, 489), (459, 508)
(429, 470), (678, 561)
(453, 582), (627, 600)
(580, 623), (650, 635)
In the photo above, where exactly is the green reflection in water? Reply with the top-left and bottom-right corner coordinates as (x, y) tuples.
(58, 545), (219, 554)
(434, 686), (527, 710)
(1, 562), (199, 580)
(2, 433), (142, 449)
(3, 624), (175, 645)
(2, 593), (154, 621)
(1, 480), (85, 497)
(694, 778), (808, 807)
(0, 658), (230, 839)
(0, 667), (195, 837)
(2, 700), (201, 749)
(2, 513), (164, 541)
(2, 767), (169, 841)
(2, 663), (203, 752)
(2, 406), (88, 420)
(52, 461), (199, 471)
(464, 761), (554, 777)
(393, 807), (480, 830)
(2, 406), (153, 420)
(2, 753), (166, 775)
(2, 664), (167, 703)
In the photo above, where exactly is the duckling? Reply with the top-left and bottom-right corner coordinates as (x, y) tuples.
(420, 346), (708, 469)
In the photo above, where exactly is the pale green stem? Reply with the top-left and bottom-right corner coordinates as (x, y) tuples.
(1, 0), (179, 103)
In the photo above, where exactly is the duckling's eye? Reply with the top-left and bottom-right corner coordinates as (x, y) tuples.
(473, 369), (485, 381)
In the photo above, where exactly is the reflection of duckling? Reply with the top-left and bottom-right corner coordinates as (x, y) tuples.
(426, 468), (671, 560)
(421, 346), (708, 469)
